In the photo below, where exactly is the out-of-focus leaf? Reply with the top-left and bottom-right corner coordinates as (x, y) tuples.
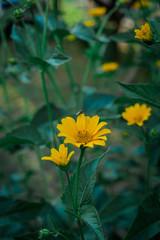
(11, 25), (39, 58)
(110, 30), (137, 43)
(32, 104), (65, 128)
(148, 19), (160, 41)
(83, 93), (114, 112)
(0, 125), (44, 147)
(118, 82), (160, 108)
(124, 193), (160, 240)
(100, 192), (142, 224)
(80, 204), (105, 240)
(0, 197), (46, 226)
(114, 123), (145, 140)
(71, 22), (96, 42)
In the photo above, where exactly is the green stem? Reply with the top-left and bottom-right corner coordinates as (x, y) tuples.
(77, 219), (85, 240)
(138, 0), (147, 19)
(59, 168), (65, 192)
(40, 70), (57, 146)
(41, 0), (50, 57)
(66, 171), (76, 211)
(46, 69), (66, 106)
(74, 147), (85, 210)
(145, 140), (151, 197)
(35, 147), (50, 198)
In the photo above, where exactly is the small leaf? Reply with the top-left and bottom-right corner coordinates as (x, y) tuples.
(80, 204), (105, 240)
(118, 82), (160, 108)
(124, 193), (160, 240)
(71, 22), (96, 42)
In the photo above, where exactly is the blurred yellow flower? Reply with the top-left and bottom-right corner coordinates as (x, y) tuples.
(122, 103), (151, 127)
(57, 113), (111, 148)
(41, 144), (74, 166)
(134, 23), (153, 42)
(84, 19), (96, 27)
(155, 60), (160, 67)
(27, 0), (35, 4)
(102, 62), (119, 72)
(133, 0), (151, 8)
(66, 34), (76, 41)
(88, 7), (107, 17)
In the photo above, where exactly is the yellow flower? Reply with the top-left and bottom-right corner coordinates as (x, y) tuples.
(27, 0), (35, 4)
(66, 34), (76, 41)
(133, 0), (151, 8)
(155, 60), (160, 67)
(57, 114), (111, 148)
(84, 19), (96, 27)
(122, 103), (151, 127)
(101, 62), (119, 72)
(41, 144), (74, 167)
(88, 7), (107, 17)
(134, 23), (153, 42)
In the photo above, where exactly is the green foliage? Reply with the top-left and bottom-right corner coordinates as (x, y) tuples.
(148, 19), (160, 41)
(0, 196), (46, 226)
(118, 82), (160, 108)
(71, 22), (96, 42)
(80, 204), (105, 240)
(124, 193), (160, 240)
(0, 125), (44, 148)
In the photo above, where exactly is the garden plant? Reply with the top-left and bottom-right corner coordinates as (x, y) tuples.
(0, 0), (160, 240)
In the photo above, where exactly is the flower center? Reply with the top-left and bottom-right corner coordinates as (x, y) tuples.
(76, 130), (92, 144)
(134, 115), (143, 123)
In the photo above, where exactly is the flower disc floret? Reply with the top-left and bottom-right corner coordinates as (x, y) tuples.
(41, 144), (74, 166)
(88, 7), (107, 17)
(102, 62), (119, 72)
(134, 23), (153, 42)
(57, 114), (111, 148)
(122, 103), (151, 127)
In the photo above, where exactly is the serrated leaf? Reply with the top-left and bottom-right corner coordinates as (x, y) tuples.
(100, 192), (142, 224)
(29, 48), (71, 70)
(118, 82), (160, 108)
(61, 149), (110, 211)
(32, 103), (65, 128)
(0, 125), (44, 148)
(80, 204), (105, 240)
(124, 193), (160, 240)
(71, 22), (96, 42)
(0, 196), (46, 226)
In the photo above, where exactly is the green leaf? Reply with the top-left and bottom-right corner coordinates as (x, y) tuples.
(71, 22), (96, 42)
(61, 149), (110, 211)
(118, 82), (160, 108)
(100, 192), (142, 224)
(0, 196), (46, 226)
(80, 204), (105, 240)
(11, 24), (39, 58)
(110, 30), (137, 43)
(148, 19), (160, 41)
(0, 125), (44, 148)
(32, 103), (65, 128)
(124, 193), (160, 240)
(29, 48), (71, 70)
(83, 92), (114, 112)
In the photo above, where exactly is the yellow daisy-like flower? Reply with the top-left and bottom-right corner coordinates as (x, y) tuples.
(133, 0), (151, 9)
(57, 114), (111, 148)
(88, 7), (107, 17)
(41, 144), (74, 167)
(155, 60), (160, 67)
(102, 62), (119, 72)
(134, 23), (153, 42)
(84, 19), (96, 27)
(122, 103), (151, 127)
(66, 34), (76, 41)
